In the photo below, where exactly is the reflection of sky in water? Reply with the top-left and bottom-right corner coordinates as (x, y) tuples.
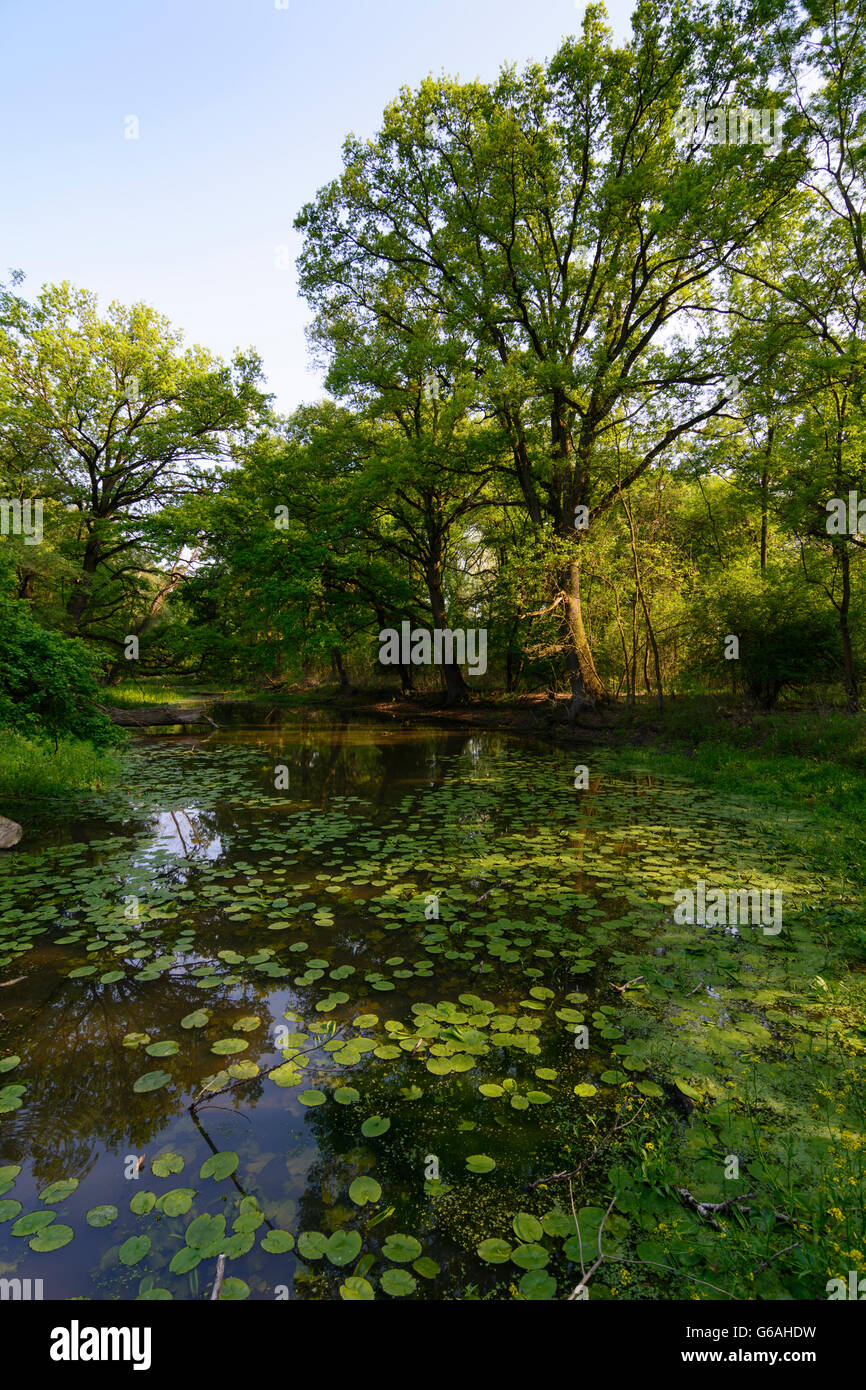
(154, 809), (223, 861)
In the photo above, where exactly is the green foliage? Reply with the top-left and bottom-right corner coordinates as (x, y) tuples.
(689, 562), (842, 707)
(0, 595), (116, 745)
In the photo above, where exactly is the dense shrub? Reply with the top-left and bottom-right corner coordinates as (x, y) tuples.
(0, 596), (117, 746)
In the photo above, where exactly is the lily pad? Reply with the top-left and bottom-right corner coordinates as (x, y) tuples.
(261, 1229), (295, 1254)
(218, 1277), (250, 1300)
(169, 1247), (201, 1274)
(340, 1276), (374, 1299)
(477, 1238), (512, 1263)
(181, 1010), (210, 1029)
(39, 1179), (78, 1204)
(270, 1063), (303, 1087)
(119, 1234), (151, 1266)
(130, 1191), (157, 1215)
(349, 1176), (382, 1206)
(133, 1070), (172, 1094)
(145, 1040), (179, 1057)
(466, 1154), (495, 1173)
(511, 1243), (550, 1270)
(12, 1210), (55, 1236)
(361, 1115), (390, 1137)
(30, 1224), (74, 1252)
(297, 1230), (328, 1261)
(298, 1089), (327, 1107)
(382, 1233), (422, 1263)
(200, 1151), (239, 1181)
(381, 1267), (416, 1297)
(159, 1188), (196, 1217)
(326, 1229), (362, 1266)
(519, 1269), (557, 1299)
(512, 1212), (543, 1242)
(151, 1152), (184, 1177)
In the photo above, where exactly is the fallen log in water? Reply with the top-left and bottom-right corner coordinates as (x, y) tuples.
(100, 704), (219, 729)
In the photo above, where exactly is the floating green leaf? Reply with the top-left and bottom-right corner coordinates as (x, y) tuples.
(381, 1268), (416, 1297)
(512, 1212), (543, 1242)
(151, 1152), (184, 1177)
(298, 1089), (326, 1107)
(511, 1243), (550, 1270)
(382, 1233), (421, 1263)
(181, 1010), (210, 1029)
(145, 1040), (179, 1057)
(477, 1238), (512, 1263)
(159, 1188), (196, 1217)
(119, 1234), (151, 1266)
(326, 1229), (362, 1266)
(30, 1223), (74, 1252)
(466, 1155), (495, 1173)
(133, 1070), (172, 1094)
(39, 1179), (78, 1204)
(12, 1210), (55, 1236)
(130, 1191), (157, 1215)
(261, 1229), (295, 1254)
(361, 1115), (390, 1137)
(340, 1276), (374, 1300)
(297, 1230), (328, 1260)
(200, 1151), (239, 1181)
(349, 1176), (382, 1206)
(270, 1063), (302, 1087)
(218, 1277), (250, 1300)
(169, 1247), (201, 1274)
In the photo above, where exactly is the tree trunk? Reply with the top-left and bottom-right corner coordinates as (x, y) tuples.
(101, 704), (218, 728)
(425, 547), (469, 706)
(559, 557), (605, 717)
(16, 568), (36, 601)
(621, 487), (663, 711)
(375, 605), (414, 697)
(104, 553), (197, 684)
(66, 531), (102, 631)
(331, 646), (351, 693)
(839, 546), (860, 712)
(760, 423), (774, 569)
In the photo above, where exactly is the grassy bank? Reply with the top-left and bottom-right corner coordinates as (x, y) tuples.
(98, 678), (245, 708)
(603, 701), (866, 891)
(0, 729), (124, 800)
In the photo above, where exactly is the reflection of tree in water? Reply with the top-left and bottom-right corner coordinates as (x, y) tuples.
(283, 1047), (566, 1300)
(248, 716), (481, 810)
(7, 969), (270, 1185)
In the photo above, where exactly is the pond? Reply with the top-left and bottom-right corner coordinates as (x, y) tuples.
(0, 713), (862, 1300)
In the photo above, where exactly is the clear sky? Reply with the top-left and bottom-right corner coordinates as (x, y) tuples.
(2, 0), (634, 413)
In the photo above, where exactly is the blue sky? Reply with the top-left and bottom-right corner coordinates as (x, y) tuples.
(2, 0), (633, 413)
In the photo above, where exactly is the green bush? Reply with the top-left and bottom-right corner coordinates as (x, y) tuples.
(0, 596), (117, 746)
(688, 562), (842, 708)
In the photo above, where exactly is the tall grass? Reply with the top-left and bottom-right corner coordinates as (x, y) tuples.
(98, 679), (240, 708)
(0, 730), (123, 800)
